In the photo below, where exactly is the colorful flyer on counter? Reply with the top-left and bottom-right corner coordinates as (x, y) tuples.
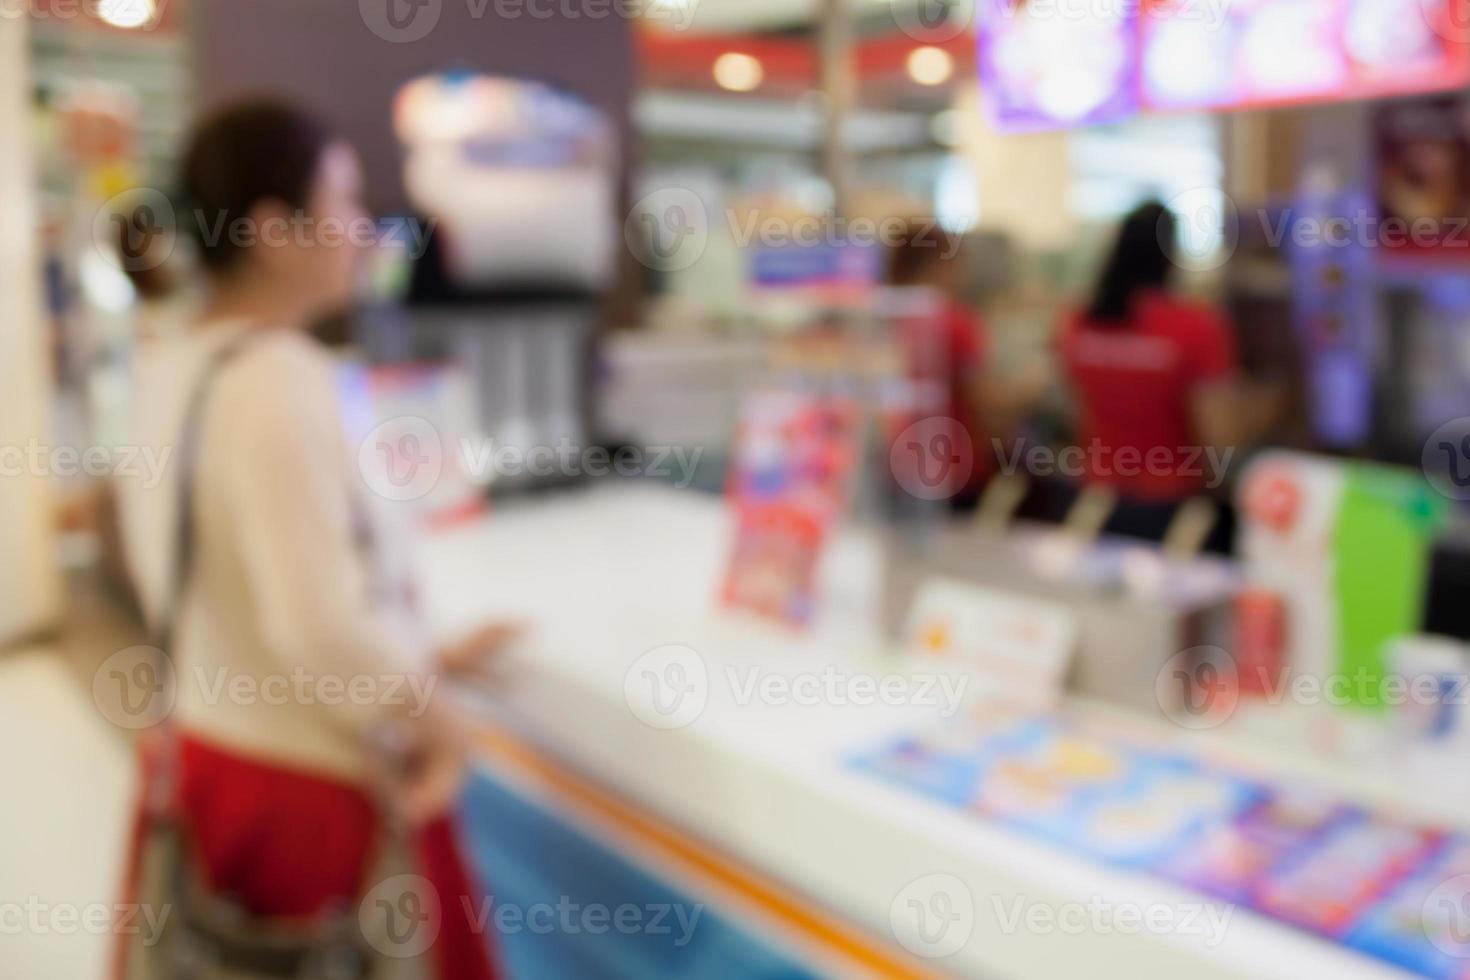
(1348, 839), (1470, 980)
(720, 505), (828, 626)
(1067, 764), (1261, 869)
(1164, 788), (1359, 904)
(720, 389), (860, 626)
(854, 716), (1256, 867)
(850, 713), (1469, 979)
(967, 723), (1258, 868)
(850, 716), (1038, 808)
(1256, 815), (1440, 937)
(969, 723), (1140, 838)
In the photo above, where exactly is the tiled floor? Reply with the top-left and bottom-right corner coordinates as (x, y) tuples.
(0, 578), (143, 979)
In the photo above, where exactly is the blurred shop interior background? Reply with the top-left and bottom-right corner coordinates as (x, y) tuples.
(9, 1), (1470, 979)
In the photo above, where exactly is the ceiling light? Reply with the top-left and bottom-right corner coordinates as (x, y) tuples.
(96, 0), (156, 29)
(907, 46), (955, 86)
(713, 53), (764, 93)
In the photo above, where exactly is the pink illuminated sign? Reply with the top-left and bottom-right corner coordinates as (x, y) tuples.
(979, 0), (1470, 130)
(1141, 0), (1470, 111)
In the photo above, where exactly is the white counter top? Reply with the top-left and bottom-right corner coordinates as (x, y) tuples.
(419, 485), (1417, 980)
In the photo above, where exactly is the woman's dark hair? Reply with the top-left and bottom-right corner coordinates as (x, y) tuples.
(1086, 201), (1176, 326)
(180, 99), (336, 275)
(889, 221), (960, 288)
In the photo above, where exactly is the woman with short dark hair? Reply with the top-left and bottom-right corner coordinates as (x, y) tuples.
(113, 99), (503, 979)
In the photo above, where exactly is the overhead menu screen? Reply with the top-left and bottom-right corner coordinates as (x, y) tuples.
(978, 0), (1139, 130)
(980, 0), (1470, 130)
(1141, 0), (1470, 110)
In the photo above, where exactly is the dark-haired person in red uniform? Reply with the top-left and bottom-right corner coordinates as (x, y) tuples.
(1059, 201), (1276, 553)
(888, 223), (1043, 511)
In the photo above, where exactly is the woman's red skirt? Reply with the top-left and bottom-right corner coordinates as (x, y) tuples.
(113, 733), (500, 980)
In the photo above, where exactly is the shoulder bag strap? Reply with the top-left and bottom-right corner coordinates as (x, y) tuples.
(146, 333), (258, 813)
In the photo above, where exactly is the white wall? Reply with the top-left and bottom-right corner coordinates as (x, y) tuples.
(952, 86), (1080, 254)
(0, 15), (61, 645)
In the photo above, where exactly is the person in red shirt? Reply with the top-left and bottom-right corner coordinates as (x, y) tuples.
(1059, 201), (1273, 551)
(888, 223), (1041, 511)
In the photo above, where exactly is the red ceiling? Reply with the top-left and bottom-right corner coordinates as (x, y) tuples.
(637, 28), (975, 97)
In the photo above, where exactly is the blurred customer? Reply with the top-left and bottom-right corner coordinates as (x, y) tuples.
(113, 100), (505, 979)
(888, 223), (1042, 510)
(1059, 201), (1278, 553)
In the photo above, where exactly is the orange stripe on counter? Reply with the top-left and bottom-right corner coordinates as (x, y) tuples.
(472, 725), (949, 980)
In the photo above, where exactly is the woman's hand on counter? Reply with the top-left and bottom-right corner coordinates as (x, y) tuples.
(435, 621), (527, 680)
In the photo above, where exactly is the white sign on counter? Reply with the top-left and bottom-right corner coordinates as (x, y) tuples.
(903, 577), (1077, 703)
